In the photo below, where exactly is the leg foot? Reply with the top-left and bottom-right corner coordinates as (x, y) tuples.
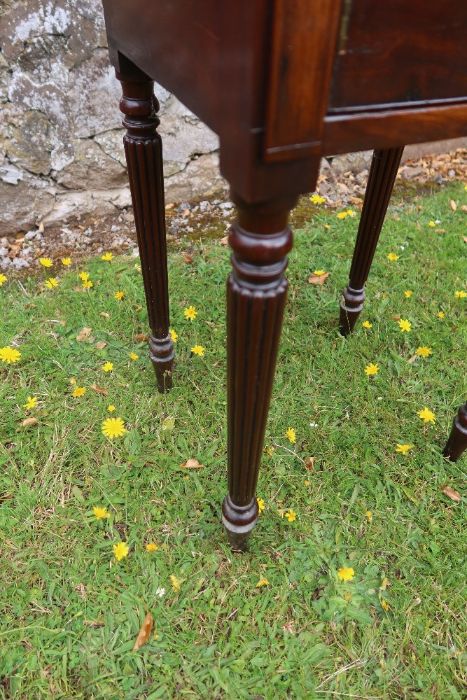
(222, 495), (258, 552)
(443, 403), (467, 461)
(117, 57), (174, 392)
(339, 147), (404, 335)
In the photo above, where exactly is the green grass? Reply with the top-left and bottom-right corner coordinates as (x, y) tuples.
(0, 184), (466, 699)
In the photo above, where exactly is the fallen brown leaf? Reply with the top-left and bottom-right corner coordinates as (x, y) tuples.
(181, 458), (204, 469)
(21, 417), (38, 428)
(219, 235), (229, 246)
(182, 252), (193, 264)
(133, 612), (154, 651)
(304, 456), (315, 471)
(449, 199), (457, 211)
(100, 312), (110, 319)
(95, 341), (107, 350)
(442, 486), (461, 503)
(308, 272), (330, 285)
(134, 333), (148, 343)
(90, 384), (108, 396)
(76, 327), (93, 342)
(463, 236), (467, 244)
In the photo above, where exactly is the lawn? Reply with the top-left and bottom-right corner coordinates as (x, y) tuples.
(0, 183), (465, 699)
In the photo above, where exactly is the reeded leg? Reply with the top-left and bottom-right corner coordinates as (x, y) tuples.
(222, 194), (297, 551)
(117, 60), (174, 391)
(443, 403), (467, 461)
(339, 147), (404, 335)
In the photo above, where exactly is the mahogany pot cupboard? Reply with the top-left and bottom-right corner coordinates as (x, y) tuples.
(101, 1), (467, 550)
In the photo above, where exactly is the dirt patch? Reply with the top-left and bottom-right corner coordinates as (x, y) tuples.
(1, 149), (465, 279)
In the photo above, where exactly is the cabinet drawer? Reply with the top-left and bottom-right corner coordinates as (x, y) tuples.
(330, 0), (467, 112)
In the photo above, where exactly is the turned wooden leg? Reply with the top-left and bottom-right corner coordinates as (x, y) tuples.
(443, 403), (467, 461)
(339, 147), (404, 335)
(222, 194), (297, 551)
(117, 60), (174, 392)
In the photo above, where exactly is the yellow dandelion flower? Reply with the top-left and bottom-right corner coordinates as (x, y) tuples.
(362, 320), (372, 329)
(23, 396), (37, 410)
(337, 566), (355, 582)
(79, 271), (89, 281)
(285, 427), (296, 444)
(72, 386), (86, 398)
(45, 277), (59, 289)
(0, 347), (21, 364)
(416, 346), (432, 358)
(380, 599), (390, 611)
(145, 542), (159, 552)
(454, 290), (466, 299)
(101, 417), (127, 438)
(437, 311), (445, 319)
(61, 257), (72, 267)
(418, 407), (436, 424)
(39, 257), (53, 268)
(113, 541), (129, 561)
(284, 509), (297, 523)
(396, 443), (414, 455)
(313, 269), (326, 276)
(0, 273), (7, 286)
(93, 506), (109, 520)
(184, 305), (197, 320)
(256, 577), (269, 588)
(257, 497), (265, 513)
(191, 344), (205, 357)
(310, 193), (326, 205)
(170, 574), (181, 592)
(428, 220), (436, 228)
(387, 252), (399, 262)
(404, 290), (413, 298)
(129, 352), (139, 361)
(114, 290), (125, 301)
(101, 252), (113, 262)
(169, 328), (178, 343)
(346, 209), (356, 217)
(365, 510), (373, 523)
(398, 319), (412, 332)
(82, 280), (93, 289)
(102, 361), (113, 372)
(365, 362), (379, 376)
(107, 404), (116, 413)
(336, 211), (348, 220)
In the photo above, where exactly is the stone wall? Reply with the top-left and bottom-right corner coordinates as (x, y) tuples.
(0, 0), (223, 236)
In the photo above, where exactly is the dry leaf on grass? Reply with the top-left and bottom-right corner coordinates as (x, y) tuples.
(181, 458), (204, 469)
(449, 199), (457, 211)
(95, 341), (107, 350)
(134, 333), (148, 343)
(220, 235), (229, 246)
(133, 612), (154, 651)
(21, 417), (38, 428)
(442, 486), (461, 503)
(304, 456), (315, 471)
(100, 312), (110, 319)
(182, 252), (193, 264)
(308, 272), (330, 285)
(90, 384), (108, 396)
(76, 327), (93, 342)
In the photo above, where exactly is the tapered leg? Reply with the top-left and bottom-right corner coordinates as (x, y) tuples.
(339, 147), (404, 335)
(117, 61), (174, 392)
(222, 194), (297, 551)
(443, 403), (467, 461)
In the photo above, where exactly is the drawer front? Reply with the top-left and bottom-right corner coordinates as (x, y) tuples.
(330, 0), (467, 112)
